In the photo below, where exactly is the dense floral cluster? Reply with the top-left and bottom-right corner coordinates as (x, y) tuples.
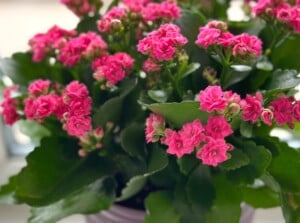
(92, 52), (135, 87)
(0, 86), (20, 125)
(137, 23), (188, 63)
(97, 6), (127, 33)
(60, 0), (102, 17)
(29, 25), (76, 62)
(252, 0), (300, 33)
(145, 85), (300, 166)
(195, 20), (262, 60)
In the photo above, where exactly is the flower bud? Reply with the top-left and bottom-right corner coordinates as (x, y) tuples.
(261, 108), (273, 126)
(78, 149), (87, 157)
(228, 102), (241, 115)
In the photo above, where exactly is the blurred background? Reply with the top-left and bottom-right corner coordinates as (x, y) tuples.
(0, 0), (285, 222)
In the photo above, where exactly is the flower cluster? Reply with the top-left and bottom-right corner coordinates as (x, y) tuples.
(97, 6), (127, 33)
(137, 23), (188, 63)
(252, 0), (300, 33)
(0, 86), (20, 125)
(195, 20), (262, 60)
(92, 52), (135, 87)
(60, 0), (102, 17)
(29, 25), (76, 62)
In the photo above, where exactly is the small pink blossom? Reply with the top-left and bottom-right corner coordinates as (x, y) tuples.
(142, 59), (161, 72)
(179, 119), (205, 151)
(97, 7), (127, 33)
(240, 92), (263, 123)
(205, 115), (233, 139)
(0, 86), (20, 125)
(218, 31), (235, 48)
(232, 33), (262, 59)
(28, 79), (51, 96)
(24, 98), (36, 120)
(195, 27), (222, 49)
(122, 0), (150, 12)
(252, 0), (273, 16)
(164, 129), (192, 158)
(142, 2), (180, 22)
(196, 139), (231, 167)
(64, 115), (92, 137)
(65, 81), (89, 100)
(145, 113), (165, 143)
(198, 86), (228, 113)
(270, 97), (294, 126)
(60, 0), (102, 17)
(34, 95), (58, 119)
(68, 98), (92, 117)
(261, 108), (274, 126)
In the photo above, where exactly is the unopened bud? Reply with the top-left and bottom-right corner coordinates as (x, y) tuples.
(228, 102), (241, 115)
(261, 108), (273, 126)
(111, 19), (122, 30)
(78, 149), (87, 157)
(94, 126), (104, 139)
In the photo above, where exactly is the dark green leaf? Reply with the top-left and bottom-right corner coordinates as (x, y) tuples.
(223, 66), (252, 89)
(76, 15), (99, 33)
(241, 186), (280, 208)
(179, 63), (201, 79)
(177, 155), (199, 175)
(205, 175), (242, 223)
(15, 136), (115, 206)
(256, 60), (274, 71)
(147, 90), (168, 103)
(116, 176), (147, 202)
(263, 69), (300, 91)
(144, 191), (180, 223)
(28, 177), (116, 223)
(147, 101), (209, 128)
(240, 121), (253, 138)
(281, 191), (300, 223)
(220, 149), (250, 171)
(0, 176), (19, 204)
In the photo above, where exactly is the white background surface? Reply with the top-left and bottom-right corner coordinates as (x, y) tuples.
(0, 0), (285, 222)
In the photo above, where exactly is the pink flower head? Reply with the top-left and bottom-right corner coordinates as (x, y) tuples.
(142, 1), (180, 22)
(137, 24), (187, 62)
(195, 27), (222, 49)
(232, 33), (262, 59)
(28, 79), (51, 96)
(145, 113), (165, 143)
(205, 115), (233, 139)
(142, 59), (161, 72)
(164, 129), (193, 157)
(179, 119), (205, 150)
(68, 97), (92, 117)
(65, 81), (89, 100)
(60, 0), (102, 17)
(64, 115), (92, 137)
(270, 97), (294, 126)
(58, 32), (107, 67)
(0, 86), (20, 125)
(97, 7), (127, 33)
(196, 139), (231, 167)
(218, 31), (235, 48)
(261, 108), (274, 126)
(206, 20), (228, 31)
(293, 100), (300, 122)
(290, 7), (300, 33)
(240, 92), (263, 123)
(198, 86), (228, 113)
(34, 95), (58, 119)
(29, 25), (76, 62)
(122, 0), (150, 12)
(252, 0), (273, 16)
(275, 3), (292, 23)
(92, 52), (134, 85)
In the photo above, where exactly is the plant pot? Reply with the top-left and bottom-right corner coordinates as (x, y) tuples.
(85, 204), (255, 223)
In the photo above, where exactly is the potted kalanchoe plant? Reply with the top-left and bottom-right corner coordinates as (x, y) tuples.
(1, 0), (300, 222)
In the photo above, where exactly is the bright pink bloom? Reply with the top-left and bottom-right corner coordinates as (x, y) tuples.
(122, 0), (150, 12)
(145, 113), (165, 143)
(58, 32), (107, 67)
(275, 3), (292, 23)
(68, 98), (92, 117)
(293, 101), (300, 122)
(240, 92), (263, 123)
(205, 115), (233, 139)
(0, 86), (20, 125)
(151, 40), (177, 61)
(232, 33), (262, 59)
(270, 97), (294, 126)
(65, 81), (89, 100)
(252, 0), (273, 16)
(29, 25), (76, 62)
(142, 59), (161, 72)
(60, 0), (102, 17)
(24, 98), (36, 120)
(34, 95), (58, 119)
(206, 20), (228, 30)
(179, 119), (205, 150)
(114, 52), (135, 69)
(97, 7), (127, 33)
(195, 27), (222, 49)
(198, 86), (228, 113)
(261, 108), (274, 126)
(218, 31), (235, 48)
(196, 139), (231, 167)
(64, 115), (92, 137)
(164, 129), (192, 158)
(28, 79), (51, 96)
(290, 7), (300, 33)
(142, 2), (180, 22)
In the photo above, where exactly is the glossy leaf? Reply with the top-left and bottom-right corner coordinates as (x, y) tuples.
(177, 155), (199, 175)
(144, 191), (181, 223)
(147, 90), (168, 103)
(240, 121), (253, 138)
(220, 149), (250, 171)
(179, 62), (201, 79)
(0, 176), (19, 205)
(28, 177), (116, 223)
(15, 137), (115, 206)
(147, 101), (209, 128)
(263, 69), (300, 91)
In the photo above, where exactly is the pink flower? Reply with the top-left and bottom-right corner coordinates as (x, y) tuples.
(270, 97), (294, 126)
(60, 0), (102, 17)
(68, 98), (92, 117)
(65, 81), (89, 100)
(275, 3), (292, 23)
(196, 139), (231, 167)
(205, 115), (233, 139)
(151, 40), (177, 61)
(164, 129), (192, 158)
(97, 7), (127, 33)
(122, 0), (150, 12)
(198, 86), (228, 113)
(252, 0), (273, 16)
(34, 95), (58, 119)
(29, 25), (76, 62)
(240, 92), (263, 123)
(58, 32), (107, 67)
(179, 119), (205, 150)
(0, 86), (20, 125)
(142, 2), (180, 22)
(261, 108), (274, 126)
(218, 31), (235, 48)
(24, 98), (36, 120)
(290, 7), (300, 33)
(195, 27), (222, 49)
(232, 33), (262, 59)
(142, 59), (161, 72)
(114, 52), (135, 69)
(145, 113), (165, 143)
(28, 79), (51, 96)
(64, 115), (92, 137)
